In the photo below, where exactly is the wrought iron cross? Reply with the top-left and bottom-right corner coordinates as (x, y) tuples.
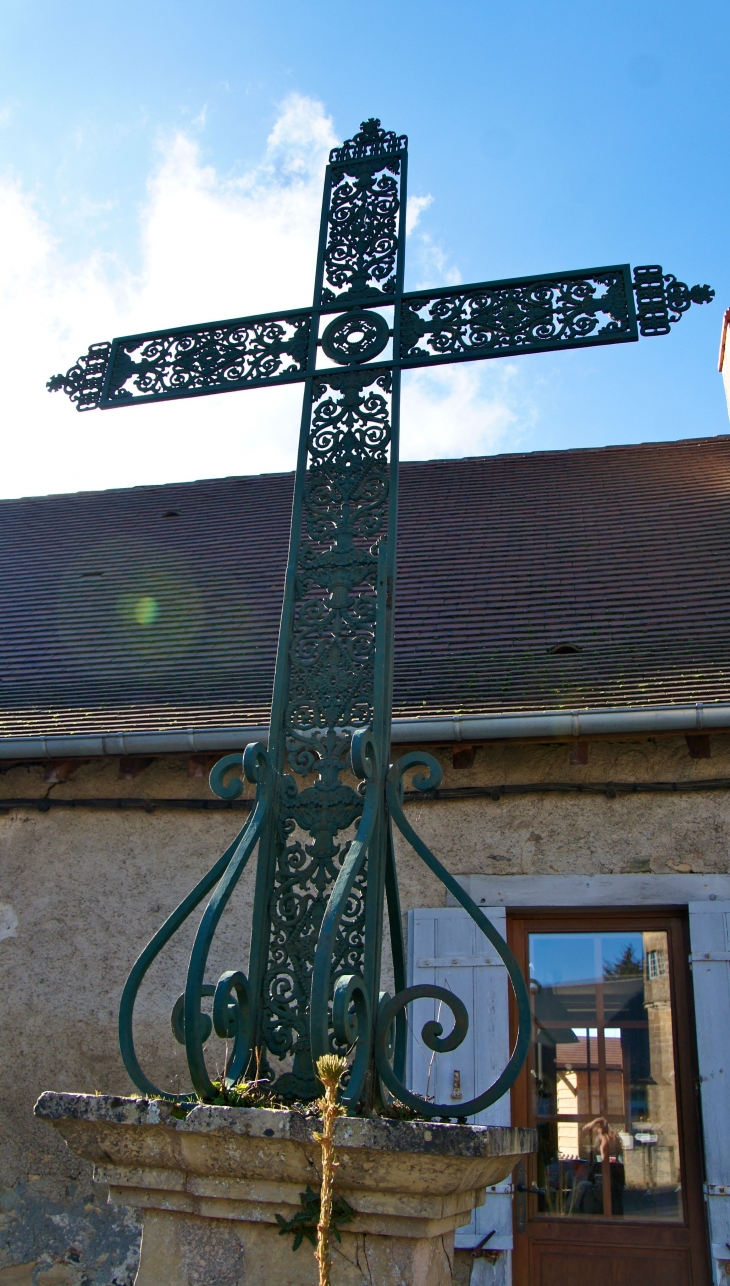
(50, 119), (713, 1116)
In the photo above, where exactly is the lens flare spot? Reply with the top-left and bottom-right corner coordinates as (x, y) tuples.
(134, 596), (159, 626)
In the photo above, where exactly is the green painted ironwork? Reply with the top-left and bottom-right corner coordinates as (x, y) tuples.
(54, 117), (714, 1117)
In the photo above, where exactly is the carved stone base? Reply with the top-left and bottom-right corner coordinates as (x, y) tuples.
(35, 1093), (535, 1286)
(133, 1209), (455, 1286)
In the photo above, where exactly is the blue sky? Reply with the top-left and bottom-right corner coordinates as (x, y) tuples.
(0, 0), (728, 497)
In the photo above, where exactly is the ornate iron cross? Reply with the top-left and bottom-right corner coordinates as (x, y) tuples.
(50, 119), (713, 1116)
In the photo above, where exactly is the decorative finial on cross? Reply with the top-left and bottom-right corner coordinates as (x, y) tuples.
(358, 117), (383, 138)
(329, 117), (408, 166)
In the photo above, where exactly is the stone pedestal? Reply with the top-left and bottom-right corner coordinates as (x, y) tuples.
(35, 1093), (535, 1286)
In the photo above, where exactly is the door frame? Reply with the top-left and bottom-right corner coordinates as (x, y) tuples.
(508, 907), (710, 1286)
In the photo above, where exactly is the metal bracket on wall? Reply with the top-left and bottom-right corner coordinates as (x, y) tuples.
(416, 955), (507, 968)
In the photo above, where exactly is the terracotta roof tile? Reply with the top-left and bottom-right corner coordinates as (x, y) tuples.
(1, 433), (730, 739)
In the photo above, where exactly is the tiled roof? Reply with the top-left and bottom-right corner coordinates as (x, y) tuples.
(2, 434), (730, 741)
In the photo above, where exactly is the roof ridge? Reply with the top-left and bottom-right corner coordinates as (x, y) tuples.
(1, 432), (730, 507)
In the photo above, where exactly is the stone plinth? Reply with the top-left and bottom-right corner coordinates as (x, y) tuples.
(35, 1093), (535, 1286)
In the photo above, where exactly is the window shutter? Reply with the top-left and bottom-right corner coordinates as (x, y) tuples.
(407, 907), (513, 1266)
(688, 901), (730, 1282)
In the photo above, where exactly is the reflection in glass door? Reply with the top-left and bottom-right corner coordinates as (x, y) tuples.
(528, 930), (682, 1221)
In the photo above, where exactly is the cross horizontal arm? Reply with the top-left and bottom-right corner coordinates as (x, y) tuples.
(47, 306), (313, 411)
(399, 264), (714, 369)
(47, 265), (713, 412)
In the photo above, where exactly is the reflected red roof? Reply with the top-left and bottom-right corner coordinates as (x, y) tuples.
(556, 1037), (624, 1070)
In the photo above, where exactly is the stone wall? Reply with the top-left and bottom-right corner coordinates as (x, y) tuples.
(1, 733), (728, 1282)
(394, 733), (730, 908)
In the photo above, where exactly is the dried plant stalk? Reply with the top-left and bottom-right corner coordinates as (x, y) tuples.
(313, 1054), (348, 1286)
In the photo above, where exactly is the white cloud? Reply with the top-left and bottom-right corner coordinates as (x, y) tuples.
(0, 94), (524, 499)
(406, 194), (433, 234)
(407, 228), (462, 290)
(402, 361), (531, 460)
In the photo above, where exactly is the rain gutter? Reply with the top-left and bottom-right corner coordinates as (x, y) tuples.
(0, 700), (727, 759)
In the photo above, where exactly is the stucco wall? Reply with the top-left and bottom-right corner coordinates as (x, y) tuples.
(394, 734), (730, 908)
(1, 734), (728, 1281)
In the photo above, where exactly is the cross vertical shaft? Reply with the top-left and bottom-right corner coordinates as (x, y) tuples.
(245, 120), (407, 1099)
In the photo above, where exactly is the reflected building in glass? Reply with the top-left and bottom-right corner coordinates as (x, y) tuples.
(529, 930), (683, 1221)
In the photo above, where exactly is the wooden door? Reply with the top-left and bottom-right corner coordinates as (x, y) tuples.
(510, 910), (709, 1286)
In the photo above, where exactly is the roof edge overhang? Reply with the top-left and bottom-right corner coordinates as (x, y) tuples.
(0, 700), (726, 759)
(719, 307), (730, 371)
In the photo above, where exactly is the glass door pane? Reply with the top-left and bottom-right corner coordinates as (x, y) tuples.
(528, 930), (683, 1221)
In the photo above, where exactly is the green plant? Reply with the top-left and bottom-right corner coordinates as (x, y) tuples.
(275, 1184), (353, 1252)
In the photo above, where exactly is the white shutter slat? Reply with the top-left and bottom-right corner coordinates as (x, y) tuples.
(407, 907), (513, 1261)
(688, 902), (730, 1281)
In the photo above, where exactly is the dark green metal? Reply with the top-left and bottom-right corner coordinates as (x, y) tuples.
(47, 270), (713, 413)
(53, 118), (715, 1116)
(400, 265), (639, 365)
(378, 751), (531, 1115)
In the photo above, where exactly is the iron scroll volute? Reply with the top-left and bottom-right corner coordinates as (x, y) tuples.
(117, 742), (270, 1103)
(375, 751), (533, 1119)
(183, 743), (271, 1100)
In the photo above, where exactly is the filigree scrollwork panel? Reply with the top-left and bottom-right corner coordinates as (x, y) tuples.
(400, 268), (637, 365)
(101, 312), (311, 407)
(286, 367), (391, 747)
(321, 120), (405, 309)
(262, 812), (367, 1099)
(262, 366), (392, 1093)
